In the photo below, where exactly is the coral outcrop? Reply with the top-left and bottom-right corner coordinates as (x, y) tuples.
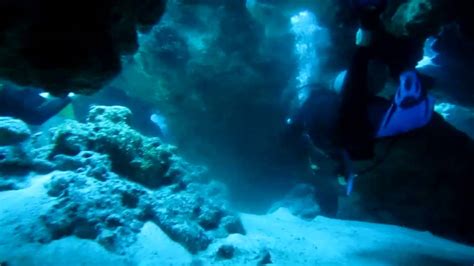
(49, 105), (179, 188)
(40, 159), (242, 254)
(0, 117), (34, 189)
(10, 105), (245, 254)
(0, 116), (58, 181)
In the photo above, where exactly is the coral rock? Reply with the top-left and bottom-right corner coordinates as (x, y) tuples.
(49, 106), (179, 188)
(42, 171), (152, 252)
(36, 105), (245, 253)
(0, 117), (31, 146)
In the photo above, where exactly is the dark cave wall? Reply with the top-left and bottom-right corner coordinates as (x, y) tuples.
(0, 0), (166, 95)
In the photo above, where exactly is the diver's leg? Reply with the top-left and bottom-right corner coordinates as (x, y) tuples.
(338, 47), (374, 160)
(332, 1), (386, 196)
(30, 97), (71, 125)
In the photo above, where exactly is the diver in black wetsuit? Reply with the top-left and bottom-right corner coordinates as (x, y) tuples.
(286, 0), (436, 215)
(0, 84), (73, 125)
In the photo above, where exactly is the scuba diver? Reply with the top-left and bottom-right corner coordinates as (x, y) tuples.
(338, 0), (432, 161)
(286, 0), (436, 214)
(0, 83), (74, 125)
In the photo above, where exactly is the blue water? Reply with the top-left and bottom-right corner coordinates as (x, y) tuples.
(1, 1), (474, 265)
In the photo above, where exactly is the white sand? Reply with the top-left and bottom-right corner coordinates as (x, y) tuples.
(1, 174), (473, 266)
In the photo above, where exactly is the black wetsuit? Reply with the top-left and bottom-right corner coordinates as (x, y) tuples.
(0, 86), (71, 125)
(338, 47), (376, 160)
(337, 7), (424, 160)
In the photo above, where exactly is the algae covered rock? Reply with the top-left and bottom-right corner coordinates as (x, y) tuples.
(41, 167), (243, 254)
(0, 117), (31, 146)
(151, 181), (243, 253)
(49, 105), (180, 188)
(52, 151), (112, 181)
(87, 105), (133, 125)
(0, 117), (34, 184)
(42, 171), (153, 252)
(37, 105), (244, 253)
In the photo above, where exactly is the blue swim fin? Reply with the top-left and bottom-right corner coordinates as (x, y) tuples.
(377, 71), (435, 138)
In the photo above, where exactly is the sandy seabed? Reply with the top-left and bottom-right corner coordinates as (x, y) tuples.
(1, 174), (473, 266)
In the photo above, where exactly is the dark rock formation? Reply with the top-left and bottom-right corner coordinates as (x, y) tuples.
(428, 26), (474, 106)
(0, 117), (33, 186)
(382, 0), (474, 41)
(435, 101), (474, 139)
(0, 0), (166, 95)
(257, 249), (272, 265)
(343, 114), (474, 245)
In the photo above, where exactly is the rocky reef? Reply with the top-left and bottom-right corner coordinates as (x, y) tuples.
(0, 105), (244, 254)
(0, 117), (33, 189)
(48, 105), (180, 188)
(0, 0), (166, 95)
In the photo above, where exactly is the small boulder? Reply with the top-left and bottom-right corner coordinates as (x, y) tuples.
(0, 117), (31, 146)
(221, 215), (246, 235)
(216, 244), (235, 260)
(257, 249), (272, 265)
(0, 145), (33, 177)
